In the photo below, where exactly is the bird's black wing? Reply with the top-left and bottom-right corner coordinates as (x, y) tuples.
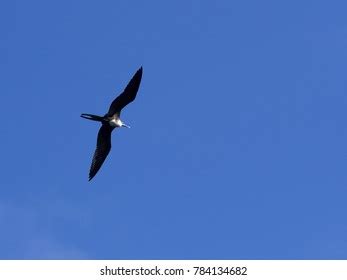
(107, 67), (143, 116)
(89, 124), (114, 181)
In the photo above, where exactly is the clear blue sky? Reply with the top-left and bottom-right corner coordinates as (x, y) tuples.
(1, 0), (347, 259)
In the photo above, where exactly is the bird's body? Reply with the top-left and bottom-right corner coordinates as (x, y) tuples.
(81, 67), (143, 181)
(109, 116), (122, 128)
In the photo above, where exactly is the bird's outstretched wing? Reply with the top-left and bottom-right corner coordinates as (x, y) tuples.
(89, 124), (114, 181)
(107, 67), (143, 116)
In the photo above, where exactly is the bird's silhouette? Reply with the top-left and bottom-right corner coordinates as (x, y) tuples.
(81, 67), (143, 180)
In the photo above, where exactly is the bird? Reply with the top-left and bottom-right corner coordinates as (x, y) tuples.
(81, 67), (143, 181)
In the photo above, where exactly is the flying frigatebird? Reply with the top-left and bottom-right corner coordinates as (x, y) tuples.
(81, 67), (143, 181)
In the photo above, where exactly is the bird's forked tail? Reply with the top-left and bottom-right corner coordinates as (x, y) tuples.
(80, 114), (104, 122)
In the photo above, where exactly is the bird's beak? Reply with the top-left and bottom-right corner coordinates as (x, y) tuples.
(122, 123), (130, 128)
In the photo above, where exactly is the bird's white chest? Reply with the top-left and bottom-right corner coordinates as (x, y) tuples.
(109, 118), (122, 127)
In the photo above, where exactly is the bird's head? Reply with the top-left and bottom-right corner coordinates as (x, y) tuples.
(119, 119), (130, 128)
(110, 118), (130, 128)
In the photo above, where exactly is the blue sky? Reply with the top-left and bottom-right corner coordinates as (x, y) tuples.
(1, 0), (347, 259)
